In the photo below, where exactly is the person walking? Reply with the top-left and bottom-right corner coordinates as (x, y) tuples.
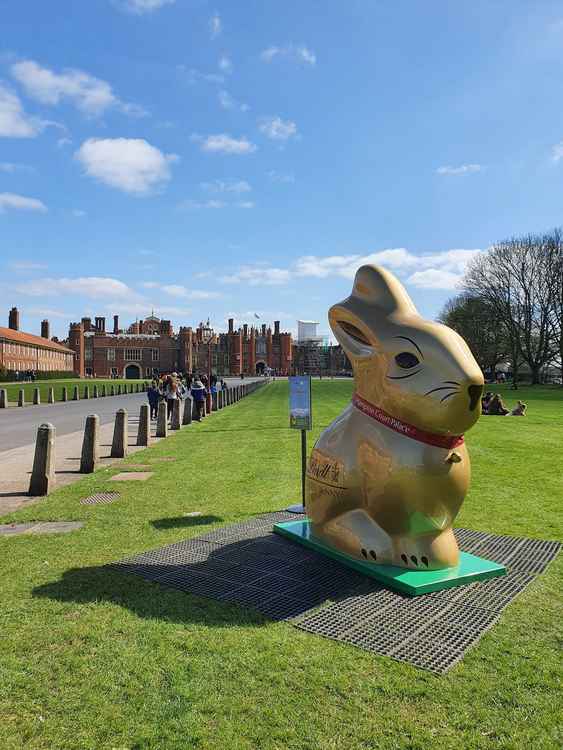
(164, 375), (179, 421)
(147, 380), (160, 420)
(191, 377), (207, 421)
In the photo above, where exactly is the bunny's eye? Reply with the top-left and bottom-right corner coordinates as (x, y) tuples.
(395, 352), (419, 369)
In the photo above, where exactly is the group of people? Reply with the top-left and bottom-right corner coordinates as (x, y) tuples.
(146, 372), (227, 422)
(13, 370), (37, 382)
(482, 392), (527, 416)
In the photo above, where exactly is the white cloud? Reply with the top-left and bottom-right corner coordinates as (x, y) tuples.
(221, 266), (291, 285)
(16, 276), (137, 299)
(0, 161), (33, 173)
(218, 90), (249, 112)
(179, 197), (253, 210)
(260, 44), (316, 66)
(9, 261), (48, 270)
(293, 248), (481, 283)
(140, 282), (221, 299)
(178, 66), (225, 85)
(209, 12), (222, 39)
(11, 60), (146, 117)
(259, 116), (297, 140)
(179, 199), (226, 210)
(0, 84), (45, 137)
(220, 247), (482, 289)
(267, 170), (295, 183)
(406, 270), (463, 290)
(75, 138), (177, 194)
(436, 164), (482, 176)
(57, 137), (72, 148)
(218, 56), (232, 73)
(552, 142), (563, 162)
(118, 0), (175, 13)
(201, 179), (251, 193)
(0, 192), (47, 213)
(192, 133), (257, 155)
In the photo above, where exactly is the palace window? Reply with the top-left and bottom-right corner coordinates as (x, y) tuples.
(107, 348), (116, 361)
(152, 348), (159, 361)
(85, 348), (92, 361)
(125, 348), (142, 361)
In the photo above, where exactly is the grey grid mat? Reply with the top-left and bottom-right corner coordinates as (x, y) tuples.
(108, 512), (561, 674)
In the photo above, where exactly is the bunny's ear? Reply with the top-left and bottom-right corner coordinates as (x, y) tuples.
(329, 304), (375, 358)
(351, 265), (418, 317)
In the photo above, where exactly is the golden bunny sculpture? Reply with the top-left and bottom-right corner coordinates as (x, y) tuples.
(305, 265), (484, 571)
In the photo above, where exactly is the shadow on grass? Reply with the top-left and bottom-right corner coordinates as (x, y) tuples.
(32, 563), (267, 627)
(151, 515), (222, 529)
(31, 533), (338, 626)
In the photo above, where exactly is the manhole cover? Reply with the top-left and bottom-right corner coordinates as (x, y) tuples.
(80, 492), (120, 506)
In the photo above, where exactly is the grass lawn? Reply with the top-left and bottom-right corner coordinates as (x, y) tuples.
(0, 381), (561, 749)
(1, 378), (146, 404)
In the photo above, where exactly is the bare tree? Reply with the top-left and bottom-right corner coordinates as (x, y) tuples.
(438, 293), (508, 375)
(464, 232), (559, 385)
(545, 229), (563, 382)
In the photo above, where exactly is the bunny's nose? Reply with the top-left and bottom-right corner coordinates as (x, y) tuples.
(468, 384), (483, 411)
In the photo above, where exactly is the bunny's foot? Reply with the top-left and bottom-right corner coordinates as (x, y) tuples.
(392, 528), (459, 571)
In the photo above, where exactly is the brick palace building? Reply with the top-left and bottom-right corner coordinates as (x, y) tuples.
(66, 313), (294, 378)
(0, 307), (74, 376)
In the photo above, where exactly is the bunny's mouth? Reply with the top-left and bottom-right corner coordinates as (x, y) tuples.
(468, 384), (483, 411)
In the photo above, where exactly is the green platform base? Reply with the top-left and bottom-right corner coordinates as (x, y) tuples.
(274, 519), (506, 596)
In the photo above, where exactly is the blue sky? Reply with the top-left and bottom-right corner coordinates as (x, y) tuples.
(2, 0), (563, 340)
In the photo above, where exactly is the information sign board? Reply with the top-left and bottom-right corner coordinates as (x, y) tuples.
(289, 375), (312, 430)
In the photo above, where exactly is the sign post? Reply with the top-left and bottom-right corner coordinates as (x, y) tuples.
(287, 375), (312, 514)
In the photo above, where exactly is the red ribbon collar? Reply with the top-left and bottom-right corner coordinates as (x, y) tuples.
(352, 393), (464, 450)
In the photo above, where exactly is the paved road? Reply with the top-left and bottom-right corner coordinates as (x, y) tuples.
(0, 377), (262, 453)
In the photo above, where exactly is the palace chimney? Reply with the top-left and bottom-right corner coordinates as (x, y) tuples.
(228, 318), (234, 334)
(274, 320), (280, 336)
(94, 316), (105, 333)
(8, 307), (19, 331)
(113, 315), (119, 334)
(41, 319), (50, 339)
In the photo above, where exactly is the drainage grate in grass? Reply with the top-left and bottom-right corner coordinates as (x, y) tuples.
(80, 492), (120, 506)
(108, 514), (561, 674)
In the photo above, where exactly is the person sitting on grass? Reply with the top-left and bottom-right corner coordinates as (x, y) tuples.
(507, 400), (527, 416)
(487, 393), (510, 416)
(481, 392), (494, 414)
(190, 377), (207, 421)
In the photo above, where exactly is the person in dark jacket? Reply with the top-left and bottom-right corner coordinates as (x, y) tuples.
(147, 381), (160, 420)
(190, 378), (207, 421)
